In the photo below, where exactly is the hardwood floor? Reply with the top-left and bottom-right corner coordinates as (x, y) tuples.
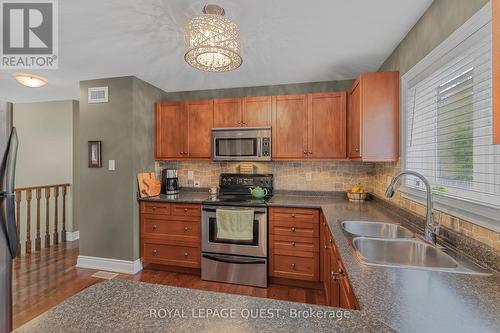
(13, 241), (326, 329)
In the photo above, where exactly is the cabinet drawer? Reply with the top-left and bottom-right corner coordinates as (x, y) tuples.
(171, 203), (201, 218)
(143, 241), (200, 268)
(142, 218), (199, 243)
(270, 254), (318, 281)
(270, 220), (319, 238)
(141, 202), (170, 215)
(270, 234), (318, 253)
(270, 208), (319, 223)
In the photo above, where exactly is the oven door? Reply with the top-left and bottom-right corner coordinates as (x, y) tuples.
(201, 206), (267, 257)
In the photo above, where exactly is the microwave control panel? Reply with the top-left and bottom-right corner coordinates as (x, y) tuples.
(261, 137), (271, 157)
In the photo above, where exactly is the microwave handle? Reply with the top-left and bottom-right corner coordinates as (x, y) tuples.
(257, 137), (262, 157)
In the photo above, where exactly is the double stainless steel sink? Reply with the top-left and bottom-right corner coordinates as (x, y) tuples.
(341, 221), (490, 275)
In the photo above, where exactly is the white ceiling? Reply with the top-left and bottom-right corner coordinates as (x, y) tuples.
(0, 0), (433, 103)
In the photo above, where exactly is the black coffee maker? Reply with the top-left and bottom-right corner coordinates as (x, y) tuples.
(161, 169), (179, 195)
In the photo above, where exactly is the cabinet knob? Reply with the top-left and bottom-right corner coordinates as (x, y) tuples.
(291, 227), (296, 232)
(153, 249), (157, 255)
(184, 226), (189, 232)
(308, 150), (312, 155)
(338, 267), (344, 275)
(355, 148), (360, 152)
(331, 271), (338, 281)
(152, 224), (157, 230)
(303, 150), (307, 155)
(184, 252), (188, 257)
(329, 238), (333, 244)
(291, 214), (296, 218)
(152, 206), (156, 210)
(238, 122), (241, 125)
(184, 208), (188, 213)
(291, 241), (296, 247)
(291, 263), (296, 269)
(242, 122), (246, 126)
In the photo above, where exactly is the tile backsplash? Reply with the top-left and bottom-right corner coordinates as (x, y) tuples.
(156, 161), (375, 192)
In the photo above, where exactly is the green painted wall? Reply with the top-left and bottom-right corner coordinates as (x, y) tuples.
(380, 0), (490, 75)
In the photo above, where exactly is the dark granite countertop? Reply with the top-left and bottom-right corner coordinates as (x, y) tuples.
(19, 192), (499, 332)
(14, 279), (393, 333)
(138, 190), (210, 204)
(268, 193), (500, 333)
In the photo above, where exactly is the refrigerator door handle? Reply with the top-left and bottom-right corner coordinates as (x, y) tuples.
(0, 128), (19, 259)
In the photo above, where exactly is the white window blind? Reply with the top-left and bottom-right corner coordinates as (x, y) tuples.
(403, 8), (500, 211)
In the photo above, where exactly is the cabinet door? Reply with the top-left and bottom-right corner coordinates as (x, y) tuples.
(242, 96), (271, 127)
(308, 93), (347, 159)
(272, 94), (308, 159)
(348, 81), (361, 158)
(213, 98), (242, 128)
(186, 100), (213, 158)
(155, 102), (186, 159)
(328, 248), (340, 307)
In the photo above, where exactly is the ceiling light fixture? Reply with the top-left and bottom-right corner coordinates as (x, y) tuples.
(13, 73), (48, 88)
(184, 4), (242, 72)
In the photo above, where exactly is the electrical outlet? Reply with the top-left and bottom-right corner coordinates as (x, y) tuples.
(108, 160), (115, 171)
(194, 180), (201, 188)
(305, 172), (313, 181)
(188, 171), (194, 180)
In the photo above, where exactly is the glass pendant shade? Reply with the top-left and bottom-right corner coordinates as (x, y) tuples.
(184, 5), (242, 72)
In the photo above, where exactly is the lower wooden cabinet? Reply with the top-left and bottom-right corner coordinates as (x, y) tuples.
(140, 202), (201, 268)
(320, 212), (358, 309)
(269, 207), (320, 281)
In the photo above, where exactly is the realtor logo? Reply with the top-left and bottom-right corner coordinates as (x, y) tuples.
(1, 0), (58, 69)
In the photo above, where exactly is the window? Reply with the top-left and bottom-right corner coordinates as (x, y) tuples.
(402, 4), (500, 223)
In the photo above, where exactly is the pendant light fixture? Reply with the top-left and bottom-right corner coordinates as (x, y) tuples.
(184, 4), (242, 72)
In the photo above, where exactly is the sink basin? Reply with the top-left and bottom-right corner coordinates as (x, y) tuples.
(342, 221), (414, 239)
(352, 237), (458, 269)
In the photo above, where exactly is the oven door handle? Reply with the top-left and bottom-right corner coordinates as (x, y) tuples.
(202, 208), (266, 215)
(202, 254), (266, 265)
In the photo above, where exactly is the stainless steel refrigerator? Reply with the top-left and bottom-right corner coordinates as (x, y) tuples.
(0, 101), (19, 333)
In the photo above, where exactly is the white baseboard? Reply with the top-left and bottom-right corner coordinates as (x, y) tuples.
(76, 255), (142, 274)
(66, 230), (80, 241)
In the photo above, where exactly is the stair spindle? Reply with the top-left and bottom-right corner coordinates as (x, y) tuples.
(62, 185), (67, 242)
(15, 190), (21, 254)
(45, 188), (51, 248)
(25, 190), (32, 254)
(35, 189), (42, 251)
(53, 187), (59, 245)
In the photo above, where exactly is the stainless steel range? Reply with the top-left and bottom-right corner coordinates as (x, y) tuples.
(201, 173), (273, 288)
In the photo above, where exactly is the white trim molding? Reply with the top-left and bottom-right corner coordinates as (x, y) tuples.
(76, 256), (143, 274)
(65, 230), (80, 241)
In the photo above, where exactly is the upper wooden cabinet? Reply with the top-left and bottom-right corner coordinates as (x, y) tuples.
(155, 100), (213, 160)
(308, 93), (346, 159)
(213, 98), (242, 128)
(272, 93), (347, 160)
(185, 100), (214, 159)
(213, 97), (271, 128)
(155, 102), (186, 159)
(242, 96), (272, 127)
(348, 71), (399, 161)
(272, 94), (309, 159)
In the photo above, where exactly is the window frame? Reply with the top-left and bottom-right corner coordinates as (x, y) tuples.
(400, 3), (499, 232)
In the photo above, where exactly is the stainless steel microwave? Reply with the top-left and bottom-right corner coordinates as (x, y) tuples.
(212, 127), (271, 161)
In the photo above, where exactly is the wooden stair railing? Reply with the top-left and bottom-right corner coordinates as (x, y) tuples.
(14, 184), (70, 256)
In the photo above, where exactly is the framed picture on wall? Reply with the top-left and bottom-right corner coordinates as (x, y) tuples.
(88, 141), (102, 168)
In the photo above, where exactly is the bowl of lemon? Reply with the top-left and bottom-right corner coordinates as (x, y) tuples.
(347, 184), (368, 202)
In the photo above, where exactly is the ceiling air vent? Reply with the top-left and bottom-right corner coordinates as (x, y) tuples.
(88, 86), (109, 103)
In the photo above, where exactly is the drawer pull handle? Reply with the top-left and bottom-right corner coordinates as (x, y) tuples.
(184, 226), (189, 232)
(153, 249), (157, 255)
(291, 263), (296, 269)
(152, 224), (157, 230)
(292, 241), (296, 247)
(184, 252), (188, 257)
(291, 227), (296, 232)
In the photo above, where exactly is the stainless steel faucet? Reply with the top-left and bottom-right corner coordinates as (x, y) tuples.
(385, 170), (438, 245)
